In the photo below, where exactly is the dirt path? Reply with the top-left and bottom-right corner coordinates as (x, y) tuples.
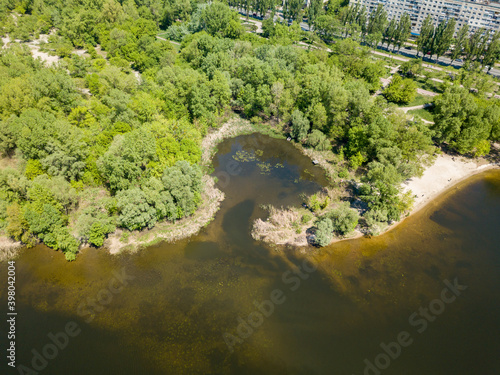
(2, 34), (60, 66)
(417, 88), (439, 96)
(156, 35), (180, 45)
(399, 103), (433, 113)
(240, 17), (263, 33)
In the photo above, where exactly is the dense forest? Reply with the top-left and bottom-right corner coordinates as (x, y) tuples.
(0, 0), (499, 259)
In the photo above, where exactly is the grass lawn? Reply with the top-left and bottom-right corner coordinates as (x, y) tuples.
(242, 22), (258, 32)
(414, 76), (444, 94)
(408, 108), (435, 122)
(402, 94), (435, 107)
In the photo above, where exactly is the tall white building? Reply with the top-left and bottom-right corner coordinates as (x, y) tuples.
(350, 0), (500, 35)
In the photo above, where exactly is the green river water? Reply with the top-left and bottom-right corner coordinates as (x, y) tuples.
(1, 134), (500, 375)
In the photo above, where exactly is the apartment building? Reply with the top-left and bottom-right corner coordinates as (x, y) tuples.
(350, 0), (500, 35)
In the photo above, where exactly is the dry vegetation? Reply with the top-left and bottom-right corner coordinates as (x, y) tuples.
(252, 187), (360, 248)
(0, 237), (22, 262)
(252, 206), (309, 247)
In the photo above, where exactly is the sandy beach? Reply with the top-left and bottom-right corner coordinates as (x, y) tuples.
(402, 153), (497, 215)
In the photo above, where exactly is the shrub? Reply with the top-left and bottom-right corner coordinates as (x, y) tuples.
(315, 217), (333, 246)
(301, 213), (312, 224)
(326, 202), (359, 235)
(338, 168), (349, 179)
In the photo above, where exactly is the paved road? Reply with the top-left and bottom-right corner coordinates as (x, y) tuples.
(233, 10), (500, 81)
(375, 44), (500, 78)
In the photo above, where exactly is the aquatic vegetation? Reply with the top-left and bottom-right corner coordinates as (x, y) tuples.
(257, 162), (272, 175)
(232, 150), (256, 162)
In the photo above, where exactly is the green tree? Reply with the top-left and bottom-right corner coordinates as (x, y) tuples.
(326, 202), (359, 235)
(315, 217), (333, 246)
(307, 129), (330, 150)
(262, 17), (275, 38)
(116, 187), (158, 230)
(308, 102), (327, 131)
(450, 24), (469, 63)
(291, 109), (310, 141)
(432, 86), (493, 154)
(162, 160), (202, 219)
(417, 15), (434, 58)
(383, 74), (417, 104)
(200, 2), (243, 38)
(97, 129), (157, 192)
(367, 3), (387, 46)
(307, 0), (324, 31)
(394, 13), (411, 52)
(482, 31), (500, 71)
(383, 18), (397, 48)
(465, 28), (487, 62)
(399, 59), (422, 78)
(283, 0), (304, 21)
(432, 18), (456, 62)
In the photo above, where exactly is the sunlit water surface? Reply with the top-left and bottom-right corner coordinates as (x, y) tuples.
(1, 134), (500, 375)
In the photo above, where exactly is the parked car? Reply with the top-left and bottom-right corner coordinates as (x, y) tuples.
(456, 58), (463, 63)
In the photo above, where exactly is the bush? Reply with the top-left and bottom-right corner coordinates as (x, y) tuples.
(315, 217), (333, 246)
(325, 202), (359, 235)
(349, 151), (366, 170)
(307, 129), (330, 151)
(308, 193), (321, 212)
(364, 209), (388, 236)
(25, 160), (45, 180)
(383, 75), (417, 104)
(338, 168), (349, 179)
(301, 213), (312, 224)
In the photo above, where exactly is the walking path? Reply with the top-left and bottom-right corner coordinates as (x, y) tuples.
(399, 103), (433, 113)
(239, 17), (263, 33)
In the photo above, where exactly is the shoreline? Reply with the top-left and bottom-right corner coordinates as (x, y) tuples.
(104, 117), (258, 254)
(0, 117), (278, 259)
(1, 117), (498, 257)
(104, 175), (224, 254)
(384, 155), (499, 235)
(252, 151), (499, 249)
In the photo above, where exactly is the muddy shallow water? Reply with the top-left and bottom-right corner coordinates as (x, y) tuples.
(1, 134), (499, 375)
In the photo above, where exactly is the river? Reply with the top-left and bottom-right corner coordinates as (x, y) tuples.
(1, 134), (499, 375)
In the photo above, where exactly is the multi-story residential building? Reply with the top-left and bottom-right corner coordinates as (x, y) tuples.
(350, 0), (500, 35)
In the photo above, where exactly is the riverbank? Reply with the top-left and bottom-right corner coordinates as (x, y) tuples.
(392, 152), (499, 226)
(0, 117), (285, 259)
(104, 175), (224, 254)
(251, 149), (499, 249)
(105, 117), (276, 254)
